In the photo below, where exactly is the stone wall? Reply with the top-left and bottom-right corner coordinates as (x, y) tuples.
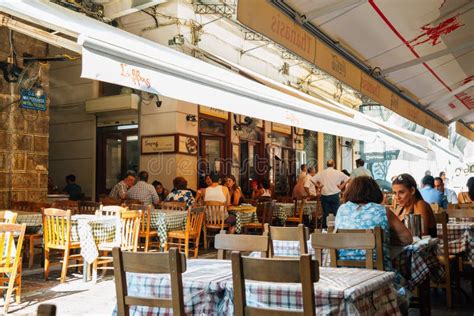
(0, 27), (49, 208)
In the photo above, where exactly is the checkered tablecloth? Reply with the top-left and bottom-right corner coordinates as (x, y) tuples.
(437, 221), (474, 266)
(274, 202), (316, 222)
(71, 215), (121, 264)
(228, 206), (257, 234)
(15, 211), (43, 234)
(113, 259), (399, 316)
(150, 210), (188, 249)
(391, 238), (443, 291)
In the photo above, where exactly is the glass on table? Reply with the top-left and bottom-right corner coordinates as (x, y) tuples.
(448, 217), (457, 223)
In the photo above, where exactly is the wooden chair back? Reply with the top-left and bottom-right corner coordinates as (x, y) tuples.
(215, 232), (269, 259)
(311, 229), (378, 269)
(112, 247), (186, 316)
(120, 211), (141, 252)
(265, 223), (308, 256)
(42, 208), (72, 248)
(293, 199), (306, 223)
(458, 192), (472, 204)
(435, 212), (450, 257)
(276, 196), (294, 203)
(447, 208), (474, 220)
(52, 200), (79, 215)
(231, 252), (318, 316)
(122, 199), (143, 206)
(9, 201), (30, 211)
(204, 201), (227, 229)
(186, 206), (205, 238)
(29, 202), (52, 212)
(100, 197), (122, 206)
(430, 203), (441, 213)
(97, 205), (127, 217)
(255, 200), (274, 225)
(0, 211), (17, 224)
(78, 201), (101, 215)
(161, 201), (186, 211)
(458, 203), (474, 209)
(128, 204), (153, 237)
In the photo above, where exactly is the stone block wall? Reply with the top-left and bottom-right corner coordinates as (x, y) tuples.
(0, 27), (49, 208)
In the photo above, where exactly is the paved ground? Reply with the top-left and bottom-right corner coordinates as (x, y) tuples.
(1, 254), (472, 315)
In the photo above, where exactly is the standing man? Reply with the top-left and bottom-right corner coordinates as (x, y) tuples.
(311, 160), (350, 228)
(110, 171), (136, 200)
(434, 177), (458, 209)
(304, 167), (317, 199)
(127, 171), (160, 206)
(351, 158), (372, 178)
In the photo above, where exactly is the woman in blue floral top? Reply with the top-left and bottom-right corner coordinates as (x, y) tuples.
(165, 177), (195, 211)
(335, 176), (412, 271)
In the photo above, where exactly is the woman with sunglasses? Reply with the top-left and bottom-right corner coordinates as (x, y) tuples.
(391, 173), (437, 237)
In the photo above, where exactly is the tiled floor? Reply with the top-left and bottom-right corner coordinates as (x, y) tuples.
(2, 256), (473, 315)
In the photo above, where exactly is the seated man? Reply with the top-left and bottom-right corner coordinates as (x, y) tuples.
(434, 177), (457, 209)
(420, 175), (443, 206)
(127, 171), (160, 206)
(110, 171), (136, 200)
(63, 174), (82, 201)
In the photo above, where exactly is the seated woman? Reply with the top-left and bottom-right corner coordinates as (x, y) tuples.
(225, 175), (244, 206)
(164, 177), (195, 211)
(391, 173), (437, 237)
(335, 176), (413, 271)
(152, 180), (169, 202)
(204, 172), (236, 233)
(250, 180), (264, 199)
(259, 178), (272, 199)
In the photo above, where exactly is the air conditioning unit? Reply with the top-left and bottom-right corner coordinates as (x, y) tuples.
(92, 0), (167, 19)
(85, 93), (140, 113)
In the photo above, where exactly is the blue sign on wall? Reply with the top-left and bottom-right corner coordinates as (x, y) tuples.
(20, 89), (47, 111)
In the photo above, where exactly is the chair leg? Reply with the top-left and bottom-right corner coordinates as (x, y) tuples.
(4, 264), (19, 313)
(60, 248), (70, 283)
(144, 235), (149, 252)
(446, 262), (452, 308)
(28, 236), (35, 269)
(203, 227), (208, 250)
(44, 248), (50, 281)
(16, 263), (22, 303)
(194, 235), (201, 259)
(184, 237), (189, 258)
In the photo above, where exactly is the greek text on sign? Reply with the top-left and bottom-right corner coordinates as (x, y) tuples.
(120, 63), (151, 88)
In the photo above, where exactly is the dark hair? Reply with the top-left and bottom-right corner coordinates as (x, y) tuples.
(152, 181), (162, 188)
(343, 176), (383, 204)
(262, 178), (270, 189)
(342, 169), (351, 177)
(300, 164), (307, 171)
(467, 177), (474, 200)
(434, 177), (443, 184)
(421, 175), (435, 187)
(392, 173), (423, 200)
(439, 171), (445, 177)
(355, 159), (364, 167)
(307, 167), (315, 173)
(138, 171), (149, 182)
(66, 174), (76, 182)
(173, 177), (188, 190)
(209, 172), (220, 183)
(226, 175), (238, 191)
(123, 170), (136, 180)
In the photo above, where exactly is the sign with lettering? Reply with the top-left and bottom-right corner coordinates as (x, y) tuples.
(237, 0), (448, 137)
(272, 122), (292, 135)
(199, 105), (228, 119)
(20, 89), (47, 111)
(141, 135), (176, 154)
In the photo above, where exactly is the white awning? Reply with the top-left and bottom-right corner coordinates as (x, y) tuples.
(0, 0), (380, 141)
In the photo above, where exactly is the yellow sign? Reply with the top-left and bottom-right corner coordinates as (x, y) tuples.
(199, 105), (228, 119)
(456, 122), (474, 142)
(141, 135), (176, 154)
(237, 0), (316, 63)
(237, 0), (448, 137)
(272, 122), (292, 135)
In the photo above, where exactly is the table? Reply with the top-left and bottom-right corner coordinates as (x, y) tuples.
(150, 210), (187, 249)
(115, 259), (400, 315)
(274, 201), (317, 222)
(228, 205), (257, 233)
(15, 211), (43, 234)
(438, 221), (474, 266)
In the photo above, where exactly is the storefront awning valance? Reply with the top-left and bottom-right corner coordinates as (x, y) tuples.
(0, 0), (379, 141)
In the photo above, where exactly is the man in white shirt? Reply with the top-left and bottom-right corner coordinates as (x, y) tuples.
(312, 160), (350, 228)
(434, 177), (458, 209)
(351, 158), (372, 178)
(304, 167), (317, 198)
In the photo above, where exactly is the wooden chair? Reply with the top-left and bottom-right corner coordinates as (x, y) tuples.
(311, 229), (383, 270)
(78, 201), (101, 215)
(93, 210), (141, 282)
(265, 223), (308, 257)
(326, 214), (336, 232)
(112, 247), (186, 316)
(458, 203), (474, 209)
(161, 201), (186, 211)
(43, 208), (82, 282)
(0, 211), (17, 223)
(215, 231), (269, 259)
(276, 196), (294, 203)
(447, 208), (474, 220)
(430, 203), (441, 213)
(285, 199), (305, 226)
(9, 201), (30, 211)
(0, 223), (26, 313)
(96, 205), (127, 217)
(203, 201), (229, 249)
(29, 202), (52, 212)
(231, 252), (318, 316)
(242, 200), (274, 234)
(122, 199), (143, 206)
(129, 204), (158, 252)
(100, 197), (122, 206)
(431, 212), (457, 308)
(52, 200), (79, 215)
(166, 206), (205, 258)
(458, 192), (472, 204)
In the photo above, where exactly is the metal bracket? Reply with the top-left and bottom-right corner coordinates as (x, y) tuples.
(193, 3), (235, 18)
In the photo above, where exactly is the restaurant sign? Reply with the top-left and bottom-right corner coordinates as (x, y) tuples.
(20, 89), (47, 111)
(237, 0), (448, 137)
(362, 150), (400, 162)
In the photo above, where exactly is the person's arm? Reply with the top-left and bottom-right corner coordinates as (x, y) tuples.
(414, 200), (435, 236)
(386, 208), (413, 246)
(119, 185), (128, 200)
(232, 188), (242, 206)
(222, 186), (231, 206)
(151, 189), (160, 206)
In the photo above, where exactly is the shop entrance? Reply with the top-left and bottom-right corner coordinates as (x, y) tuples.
(96, 125), (139, 198)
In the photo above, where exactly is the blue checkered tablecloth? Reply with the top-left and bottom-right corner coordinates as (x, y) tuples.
(113, 259), (399, 315)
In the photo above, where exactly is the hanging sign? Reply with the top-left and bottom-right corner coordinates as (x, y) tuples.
(20, 89), (47, 111)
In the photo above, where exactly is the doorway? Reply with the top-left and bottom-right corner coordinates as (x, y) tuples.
(96, 125), (139, 198)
